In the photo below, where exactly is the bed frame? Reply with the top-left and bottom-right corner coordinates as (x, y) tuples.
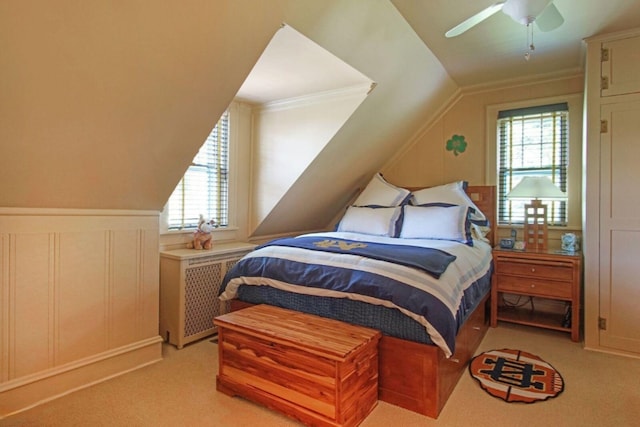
(229, 185), (496, 419)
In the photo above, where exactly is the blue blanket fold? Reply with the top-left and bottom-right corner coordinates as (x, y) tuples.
(260, 236), (456, 278)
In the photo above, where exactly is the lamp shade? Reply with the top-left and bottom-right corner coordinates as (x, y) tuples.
(507, 176), (566, 200)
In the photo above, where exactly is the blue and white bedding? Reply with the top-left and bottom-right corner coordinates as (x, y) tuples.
(219, 231), (493, 357)
(253, 235), (458, 278)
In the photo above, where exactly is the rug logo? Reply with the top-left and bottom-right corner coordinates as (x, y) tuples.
(469, 349), (564, 404)
(479, 356), (545, 390)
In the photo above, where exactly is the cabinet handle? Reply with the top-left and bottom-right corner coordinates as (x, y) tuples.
(473, 326), (481, 331)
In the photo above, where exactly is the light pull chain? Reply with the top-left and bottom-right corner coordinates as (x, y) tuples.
(525, 21), (535, 61)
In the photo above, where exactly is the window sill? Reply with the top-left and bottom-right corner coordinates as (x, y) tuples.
(160, 225), (239, 236)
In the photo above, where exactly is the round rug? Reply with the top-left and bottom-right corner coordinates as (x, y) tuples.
(469, 349), (564, 403)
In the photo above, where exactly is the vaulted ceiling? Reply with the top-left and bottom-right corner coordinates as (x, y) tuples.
(2, 0), (639, 242)
(0, 0), (456, 217)
(228, 1), (640, 105)
(392, 0), (640, 87)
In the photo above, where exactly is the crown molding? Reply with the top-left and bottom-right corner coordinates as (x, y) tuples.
(460, 68), (584, 96)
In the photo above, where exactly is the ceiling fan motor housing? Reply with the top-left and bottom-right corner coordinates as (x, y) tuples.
(502, 0), (553, 25)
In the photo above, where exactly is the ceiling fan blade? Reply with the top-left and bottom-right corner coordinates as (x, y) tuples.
(535, 3), (564, 32)
(445, 2), (505, 38)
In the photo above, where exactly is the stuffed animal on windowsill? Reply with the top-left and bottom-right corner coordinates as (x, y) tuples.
(187, 215), (216, 250)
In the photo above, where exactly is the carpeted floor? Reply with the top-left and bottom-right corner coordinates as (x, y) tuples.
(1, 322), (639, 427)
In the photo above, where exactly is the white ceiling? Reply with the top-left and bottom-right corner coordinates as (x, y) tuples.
(235, 25), (373, 104)
(236, 1), (640, 103)
(391, 0), (640, 87)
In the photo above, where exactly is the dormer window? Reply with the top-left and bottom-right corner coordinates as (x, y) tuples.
(166, 110), (230, 230)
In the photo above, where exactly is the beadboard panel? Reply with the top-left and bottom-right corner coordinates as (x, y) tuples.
(58, 230), (108, 366)
(0, 209), (161, 417)
(12, 233), (52, 379)
(110, 229), (142, 348)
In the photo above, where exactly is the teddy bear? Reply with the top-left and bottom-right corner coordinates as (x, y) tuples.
(187, 215), (216, 250)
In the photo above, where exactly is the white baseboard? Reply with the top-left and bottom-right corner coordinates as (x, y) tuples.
(0, 336), (162, 419)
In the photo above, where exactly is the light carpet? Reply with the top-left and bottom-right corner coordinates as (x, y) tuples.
(1, 323), (639, 427)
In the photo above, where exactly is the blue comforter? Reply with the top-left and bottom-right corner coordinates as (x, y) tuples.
(257, 236), (456, 278)
(220, 232), (492, 357)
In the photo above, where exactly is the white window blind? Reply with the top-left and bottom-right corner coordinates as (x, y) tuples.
(497, 103), (568, 226)
(167, 110), (229, 230)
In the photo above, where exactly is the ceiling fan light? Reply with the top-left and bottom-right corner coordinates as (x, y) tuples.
(502, 0), (551, 25)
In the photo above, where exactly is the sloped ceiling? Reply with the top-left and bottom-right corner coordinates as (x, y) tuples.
(235, 24), (372, 105)
(0, 0), (457, 237)
(1, 0), (281, 210)
(250, 1), (459, 236)
(392, 0), (640, 87)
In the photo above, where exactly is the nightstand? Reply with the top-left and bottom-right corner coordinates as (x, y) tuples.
(491, 248), (582, 341)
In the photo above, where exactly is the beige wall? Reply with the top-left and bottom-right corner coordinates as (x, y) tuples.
(383, 73), (585, 245)
(250, 87), (370, 235)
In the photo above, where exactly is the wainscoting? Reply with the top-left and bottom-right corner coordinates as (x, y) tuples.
(0, 208), (163, 418)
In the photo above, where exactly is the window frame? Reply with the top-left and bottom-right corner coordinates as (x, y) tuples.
(166, 109), (230, 231)
(497, 103), (569, 226)
(486, 93), (583, 232)
(160, 101), (249, 240)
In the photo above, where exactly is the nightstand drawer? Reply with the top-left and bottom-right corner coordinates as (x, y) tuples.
(497, 275), (572, 299)
(496, 260), (573, 281)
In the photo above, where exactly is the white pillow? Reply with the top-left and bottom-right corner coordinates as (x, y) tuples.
(353, 173), (410, 207)
(410, 181), (487, 225)
(399, 205), (473, 245)
(337, 206), (401, 237)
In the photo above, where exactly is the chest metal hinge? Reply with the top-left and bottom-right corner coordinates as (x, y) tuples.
(600, 119), (608, 133)
(601, 48), (609, 62)
(598, 317), (607, 330)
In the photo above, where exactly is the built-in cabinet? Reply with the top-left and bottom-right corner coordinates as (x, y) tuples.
(584, 27), (640, 357)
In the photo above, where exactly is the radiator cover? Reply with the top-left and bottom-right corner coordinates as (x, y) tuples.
(159, 243), (255, 348)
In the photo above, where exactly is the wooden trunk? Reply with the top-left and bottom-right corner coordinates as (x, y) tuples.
(230, 296), (489, 419)
(214, 305), (381, 427)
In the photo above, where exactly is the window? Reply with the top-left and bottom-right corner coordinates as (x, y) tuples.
(497, 103), (568, 226)
(167, 110), (230, 230)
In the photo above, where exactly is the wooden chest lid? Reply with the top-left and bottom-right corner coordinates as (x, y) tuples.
(214, 304), (381, 361)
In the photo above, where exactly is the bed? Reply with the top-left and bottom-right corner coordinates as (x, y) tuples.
(219, 175), (496, 418)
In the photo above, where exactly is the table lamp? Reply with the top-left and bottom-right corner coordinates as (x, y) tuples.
(506, 176), (567, 251)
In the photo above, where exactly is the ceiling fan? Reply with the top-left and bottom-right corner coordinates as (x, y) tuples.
(445, 0), (564, 38)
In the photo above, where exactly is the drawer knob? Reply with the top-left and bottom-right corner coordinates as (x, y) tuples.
(531, 284), (536, 288)
(531, 267), (536, 273)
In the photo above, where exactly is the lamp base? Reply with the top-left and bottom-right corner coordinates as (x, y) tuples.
(524, 199), (548, 251)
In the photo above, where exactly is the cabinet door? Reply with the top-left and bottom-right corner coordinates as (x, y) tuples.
(599, 99), (640, 353)
(601, 37), (640, 97)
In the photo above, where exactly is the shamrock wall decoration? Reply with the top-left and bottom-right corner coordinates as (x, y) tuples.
(446, 134), (467, 156)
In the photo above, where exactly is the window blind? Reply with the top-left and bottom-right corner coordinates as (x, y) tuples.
(497, 103), (568, 226)
(167, 110), (230, 230)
